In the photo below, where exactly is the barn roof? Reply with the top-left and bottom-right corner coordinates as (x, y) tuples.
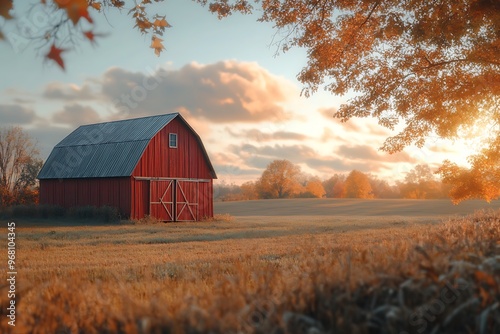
(38, 113), (217, 179)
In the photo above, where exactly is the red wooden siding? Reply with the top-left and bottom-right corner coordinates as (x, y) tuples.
(39, 178), (131, 217)
(130, 179), (150, 219)
(132, 118), (213, 179)
(198, 180), (213, 219)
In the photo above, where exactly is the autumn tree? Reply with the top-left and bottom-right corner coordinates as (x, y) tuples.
(344, 170), (373, 199)
(398, 164), (444, 199)
(299, 178), (326, 198)
(202, 0), (500, 202)
(240, 181), (259, 200)
(322, 174), (346, 198)
(0, 126), (42, 206)
(257, 159), (301, 199)
(368, 176), (399, 199)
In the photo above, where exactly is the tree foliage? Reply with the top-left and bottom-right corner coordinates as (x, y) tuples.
(257, 159), (301, 199)
(202, 0), (500, 202)
(0, 126), (42, 206)
(344, 170), (373, 199)
(299, 178), (326, 198)
(398, 164), (444, 199)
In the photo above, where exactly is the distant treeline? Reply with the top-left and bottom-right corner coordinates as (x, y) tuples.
(214, 160), (452, 202)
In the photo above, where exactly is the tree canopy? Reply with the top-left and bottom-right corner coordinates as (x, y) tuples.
(2, 0), (500, 201)
(344, 170), (373, 199)
(257, 159), (302, 199)
(207, 0), (499, 202)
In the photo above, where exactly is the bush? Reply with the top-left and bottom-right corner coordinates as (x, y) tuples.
(67, 206), (120, 222)
(0, 204), (120, 222)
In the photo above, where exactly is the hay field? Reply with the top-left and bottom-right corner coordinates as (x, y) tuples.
(1, 199), (499, 333)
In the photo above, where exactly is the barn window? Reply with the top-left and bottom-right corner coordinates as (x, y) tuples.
(169, 133), (177, 148)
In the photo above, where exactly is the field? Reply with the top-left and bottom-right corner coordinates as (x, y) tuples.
(1, 199), (500, 333)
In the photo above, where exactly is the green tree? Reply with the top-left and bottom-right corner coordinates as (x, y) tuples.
(257, 159), (301, 199)
(344, 170), (373, 199)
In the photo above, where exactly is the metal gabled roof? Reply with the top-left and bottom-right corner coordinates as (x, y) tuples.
(38, 113), (183, 179)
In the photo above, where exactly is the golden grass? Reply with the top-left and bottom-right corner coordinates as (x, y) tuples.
(0, 211), (499, 333)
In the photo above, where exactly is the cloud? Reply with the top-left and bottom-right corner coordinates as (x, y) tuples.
(319, 107), (338, 119)
(0, 104), (36, 124)
(428, 145), (456, 154)
(43, 82), (96, 100)
(337, 144), (380, 160)
(228, 128), (308, 142)
(52, 104), (101, 126)
(366, 123), (392, 137)
(232, 143), (317, 159)
(337, 144), (416, 163)
(101, 61), (297, 123)
(28, 126), (73, 160)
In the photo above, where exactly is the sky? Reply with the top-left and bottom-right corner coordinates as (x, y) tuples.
(0, 0), (473, 185)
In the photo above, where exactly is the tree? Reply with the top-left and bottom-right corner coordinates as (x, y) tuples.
(300, 178), (326, 198)
(203, 0), (500, 202)
(322, 174), (346, 198)
(438, 137), (500, 202)
(399, 164), (444, 199)
(257, 159), (301, 199)
(0, 126), (42, 206)
(344, 170), (373, 199)
(368, 176), (399, 199)
(240, 181), (259, 200)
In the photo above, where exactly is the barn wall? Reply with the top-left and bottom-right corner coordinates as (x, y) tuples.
(39, 177), (132, 217)
(132, 118), (213, 179)
(198, 180), (213, 219)
(130, 179), (150, 220)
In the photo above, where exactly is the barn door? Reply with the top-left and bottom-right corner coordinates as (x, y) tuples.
(149, 179), (199, 222)
(150, 180), (175, 221)
(175, 180), (198, 221)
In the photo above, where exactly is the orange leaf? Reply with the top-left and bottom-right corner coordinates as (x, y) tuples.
(84, 31), (95, 43)
(153, 18), (170, 28)
(150, 36), (164, 57)
(136, 19), (152, 32)
(46, 44), (65, 70)
(0, 0), (13, 19)
(91, 2), (101, 11)
(54, 0), (93, 25)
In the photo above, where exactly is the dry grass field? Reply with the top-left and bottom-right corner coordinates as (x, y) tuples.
(1, 199), (499, 333)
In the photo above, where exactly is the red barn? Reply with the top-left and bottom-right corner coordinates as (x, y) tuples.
(37, 113), (217, 221)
